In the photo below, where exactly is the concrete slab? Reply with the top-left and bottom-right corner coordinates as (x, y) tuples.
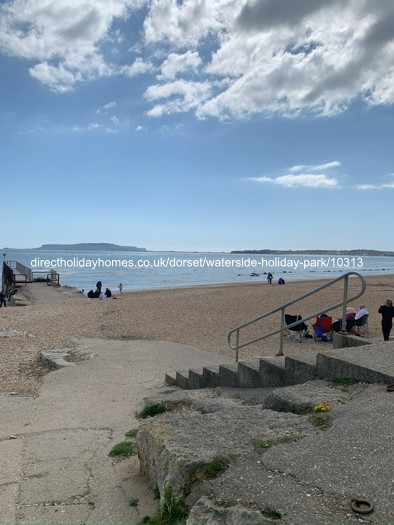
(18, 504), (92, 525)
(0, 483), (18, 525)
(0, 338), (227, 524)
(0, 439), (24, 484)
(317, 344), (394, 383)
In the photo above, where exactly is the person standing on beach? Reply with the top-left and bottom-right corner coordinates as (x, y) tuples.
(0, 290), (6, 307)
(378, 299), (394, 341)
(267, 272), (273, 285)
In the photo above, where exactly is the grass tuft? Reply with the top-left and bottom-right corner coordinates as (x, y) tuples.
(308, 412), (333, 430)
(191, 456), (232, 482)
(141, 486), (188, 525)
(262, 507), (282, 520)
(138, 404), (167, 419)
(331, 377), (359, 385)
(108, 441), (135, 457)
(125, 428), (139, 438)
(129, 498), (139, 507)
(254, 435), (301, 454)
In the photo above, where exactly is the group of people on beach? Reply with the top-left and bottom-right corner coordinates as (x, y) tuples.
(266, 272), (285, 285)
(86, 281), (112, 299)
(85, 281), (124, 299)
(327, 300), (394, 341)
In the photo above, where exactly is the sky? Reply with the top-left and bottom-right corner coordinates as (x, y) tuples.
(1, 0), (393, 252)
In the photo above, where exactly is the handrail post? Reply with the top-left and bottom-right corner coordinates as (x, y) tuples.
(341, 275), (349, 332)
(235, 330), (240, 363)
(277, 308), (285, 356)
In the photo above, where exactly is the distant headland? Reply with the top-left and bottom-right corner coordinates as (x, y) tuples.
(231, 249), (394, 256)
(3, 243), (147, 252)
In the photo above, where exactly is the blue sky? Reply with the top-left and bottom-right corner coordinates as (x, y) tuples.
(1, 0), (393, 252)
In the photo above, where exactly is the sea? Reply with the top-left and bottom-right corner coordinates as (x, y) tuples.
(3, 249), (394, 293)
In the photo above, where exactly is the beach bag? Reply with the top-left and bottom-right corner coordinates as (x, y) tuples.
(315, 324), (323, 338)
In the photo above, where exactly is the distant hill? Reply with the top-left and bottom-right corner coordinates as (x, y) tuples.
(35, 243), (147, 252)
(231, 249), (394, 256)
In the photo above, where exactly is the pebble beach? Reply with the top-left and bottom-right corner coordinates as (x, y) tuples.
(1, 274), (393, 396)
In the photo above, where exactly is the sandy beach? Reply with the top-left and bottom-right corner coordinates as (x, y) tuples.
(1, 274), (393, 396)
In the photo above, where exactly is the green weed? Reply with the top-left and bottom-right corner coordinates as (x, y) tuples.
(138, 404), (167, 419)
(108, 441), (135, 457)
(254, 435), (301, 454)
(141, 487), (188, 525)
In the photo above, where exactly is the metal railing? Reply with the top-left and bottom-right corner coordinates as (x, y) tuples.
(228, 272), (367, 361)
(4, 260), (32, 282)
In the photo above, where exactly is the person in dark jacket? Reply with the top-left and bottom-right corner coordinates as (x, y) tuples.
(0, 291), (6, 307)
(378, 299), (394, 341)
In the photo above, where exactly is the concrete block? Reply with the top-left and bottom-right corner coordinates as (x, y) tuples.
(237, 360), (262, 388)
(203, 366), (220, 388)
(316, 344), (394, 384)
(219, 363), (239, 387)
(332, 332), (371, 349)
(259, 356), (286, 387)
(188, 369), (206, 389)
(285, 354), (317, 385)
(175, 371), (190, 389)
(165, 371), (177, 386)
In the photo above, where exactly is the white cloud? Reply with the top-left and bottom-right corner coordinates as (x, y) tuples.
(357, 174), (394, 190)
(158, 51), (201, 80)
(143, 0), (229, 46)
(144, 79), (212, 117)
(103, 101), (117, 110)
(122, 57), (154, 77)
(252, 173), (338, 189)
(0, 0), (142, 91)
(289, 161), (341, 173)
(2, 0), (394, 120)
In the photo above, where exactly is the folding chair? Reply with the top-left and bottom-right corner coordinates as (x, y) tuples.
(284, 314), (308, 343)
(354, 314), (369, 336)
(312, 315), (333, 342)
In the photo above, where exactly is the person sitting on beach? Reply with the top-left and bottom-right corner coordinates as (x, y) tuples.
(355, 304), (368, 321)
(277, 277), (285, 285)
(105, 288), (112, 298)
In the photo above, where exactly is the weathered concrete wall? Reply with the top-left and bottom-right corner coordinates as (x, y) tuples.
(332, 332), (371, 349)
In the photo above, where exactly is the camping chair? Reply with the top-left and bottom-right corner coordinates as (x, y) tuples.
(284, 314), (308, 343)
(312, 315), (333, 342)
(354, 314), (369, 336)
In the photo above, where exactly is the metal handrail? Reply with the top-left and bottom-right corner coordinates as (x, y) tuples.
(228, 272), (367, 361)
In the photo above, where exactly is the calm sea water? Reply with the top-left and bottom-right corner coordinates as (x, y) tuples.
(3, 250), (394, 293)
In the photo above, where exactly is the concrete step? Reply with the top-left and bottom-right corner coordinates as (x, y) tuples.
(285, 354), (317, 385)
(165, 371), (177, 386)
(203, 366), (221, 388)
(259, 356), (286, 387)
(219, 363), (239, 387)
(165, 341), (394, 391)
(176, 370), (190, 390)
(316, 344), (394, 384)
(238, 360), (263, 388)
(188, 369), (206, 389)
